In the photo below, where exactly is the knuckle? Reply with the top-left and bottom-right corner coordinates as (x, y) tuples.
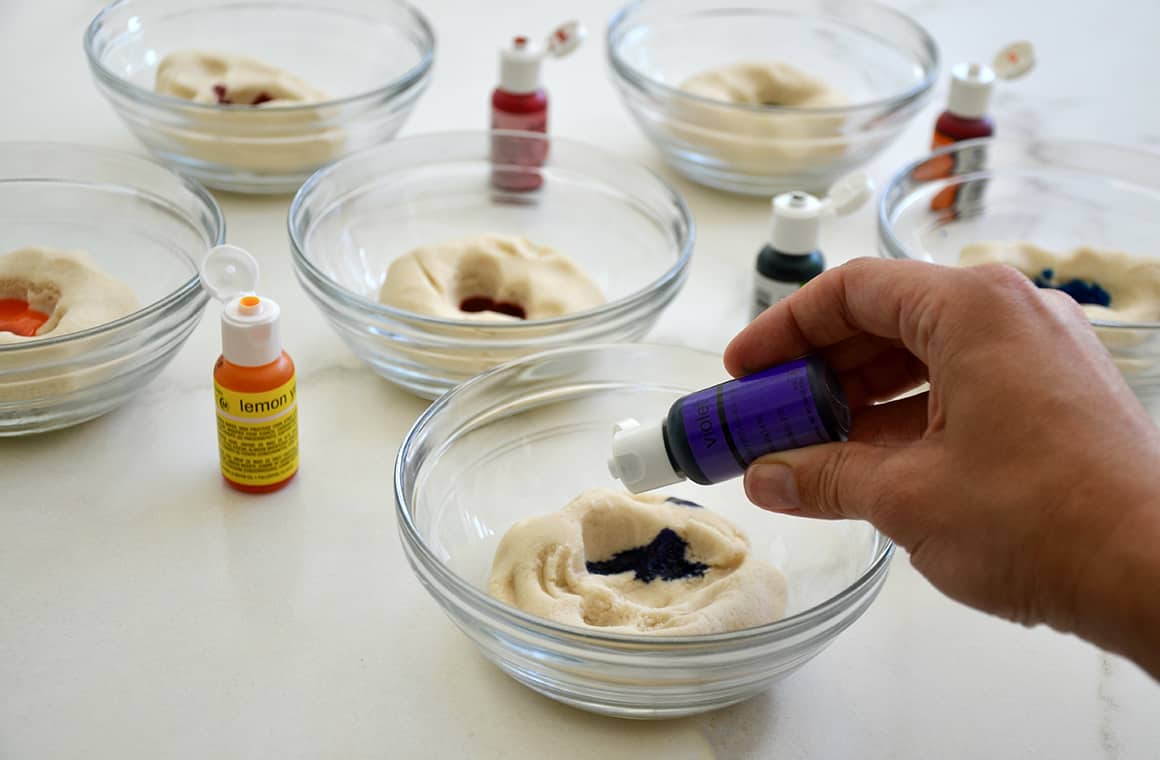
(971, 263), (1037, 303)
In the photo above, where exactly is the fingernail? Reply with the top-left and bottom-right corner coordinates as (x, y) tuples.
(745, 463), (801, 511)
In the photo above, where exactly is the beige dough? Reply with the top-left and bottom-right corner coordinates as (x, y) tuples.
(488, 489), (788, 636)
(959, 241), (1160, 323)
(0, 247), (137, 345)
(378, 234), (605, 322)
(154, 50), (343, 173)
(671, 62), (848, 173)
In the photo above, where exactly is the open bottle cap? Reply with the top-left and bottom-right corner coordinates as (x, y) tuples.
(993, 41), (1035, 80)
(769, 172), (874, 255)
(499, 21), (586, 94)
(200, 244), (282, 367)
(200, 244), (259, 303)
(547, 21), (585, 57)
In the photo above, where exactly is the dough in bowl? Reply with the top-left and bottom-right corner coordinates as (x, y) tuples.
(0, 247), (137, 344)
(488, 488), (788, 635)
(154, 50), (344, 172)
(378, 233), (605, 321)
(671, 62), (848, 173)
(958, 241), (1160, 323)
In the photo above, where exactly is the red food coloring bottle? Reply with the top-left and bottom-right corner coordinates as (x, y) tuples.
(914, 42), (1035, 212)
(490, 21), (584, 192)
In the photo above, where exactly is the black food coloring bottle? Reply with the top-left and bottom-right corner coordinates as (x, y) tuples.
(751, 173), (873, 320)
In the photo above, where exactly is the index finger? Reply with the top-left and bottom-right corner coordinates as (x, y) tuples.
(724, 257), (951, 376)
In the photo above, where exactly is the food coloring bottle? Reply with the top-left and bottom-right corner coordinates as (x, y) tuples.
(753, 173), (872, 320)
(200, 245), (299, 494)
(490, 21), (583, 192)
(607, 356), (850, 493)
(921, 42), (1034, 211)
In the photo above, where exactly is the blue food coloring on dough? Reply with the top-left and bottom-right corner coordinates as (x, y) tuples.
(586, 528), (709, 582)
(665, 496), (704, 509)
(1033, 268), (1112, 307)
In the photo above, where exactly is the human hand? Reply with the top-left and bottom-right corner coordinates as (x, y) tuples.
(725, 257), (1160, 676)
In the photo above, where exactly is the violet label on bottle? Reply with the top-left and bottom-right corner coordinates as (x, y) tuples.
(678, 358), (841, 483)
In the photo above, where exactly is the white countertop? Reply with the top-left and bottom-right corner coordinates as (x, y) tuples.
(3, 0), (1159, 757)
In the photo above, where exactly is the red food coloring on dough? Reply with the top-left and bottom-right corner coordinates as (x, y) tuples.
(212, 83), (233, 104)
(251, 91), (274, 105)
(0, 298), (50, 337)
(459, 296), (527, 319)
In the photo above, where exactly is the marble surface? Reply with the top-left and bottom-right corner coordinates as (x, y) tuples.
(2, 0), (1159, 757)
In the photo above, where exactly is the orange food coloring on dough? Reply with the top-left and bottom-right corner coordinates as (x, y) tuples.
(0, 298), (50, 337)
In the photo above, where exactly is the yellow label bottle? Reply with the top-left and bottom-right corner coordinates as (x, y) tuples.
(201, 246), (300, 494)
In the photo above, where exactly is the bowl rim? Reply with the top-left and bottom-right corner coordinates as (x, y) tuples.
(0, 141), (224, 353)
(83, 0), (436, 115)
(395, 341), (897, 648)
(287, 129), (696, 332)
(877, 136), (1160, 332)
(606, 0), (940, 118)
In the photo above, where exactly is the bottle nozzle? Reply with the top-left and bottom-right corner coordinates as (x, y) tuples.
(608, 417), (681, 493)
(769, 172), (873, 255)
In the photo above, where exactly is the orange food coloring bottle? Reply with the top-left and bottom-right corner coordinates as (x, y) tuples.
(200, 246), (299, 494)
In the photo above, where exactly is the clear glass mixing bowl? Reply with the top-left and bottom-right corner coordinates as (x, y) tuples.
(879, 138), (1160, 415)
(0, 143), (224, 435)
(396, 343), (894, 718)
(85, 0), (434, 194)
(290, 131), (695, 399)
(607, 0), (939, 195)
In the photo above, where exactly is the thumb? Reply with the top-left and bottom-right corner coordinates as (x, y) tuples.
(744, 442), (897, 520)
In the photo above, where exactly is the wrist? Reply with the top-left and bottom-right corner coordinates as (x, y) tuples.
(1062, 499), (1160, 678)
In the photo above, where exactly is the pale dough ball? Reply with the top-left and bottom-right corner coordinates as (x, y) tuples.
(488, 488), (788, 636)
(154, 50), (343, 172)
(0, 247), (138, 345)
(959, 241), (1160, 323)
(671, 62), (848, 173)
(377, 233), (605, 322)
(959, 241), (1160, 375)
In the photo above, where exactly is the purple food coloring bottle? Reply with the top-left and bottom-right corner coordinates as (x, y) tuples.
(607, 356), (850, 492)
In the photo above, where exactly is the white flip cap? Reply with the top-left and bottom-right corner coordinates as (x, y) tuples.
(993, 41), (1035, 80)
(769, 172), (874, 256)
(607, 418), (682, 493)
(947, 62), (996, 119)
(946, 42), (1034, 120)
(498, 21), (585, 94)
(200, 245), (282, 367)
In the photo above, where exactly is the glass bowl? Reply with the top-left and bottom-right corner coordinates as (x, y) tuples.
(0, 143), (223, 435)
(85, 0), (434, 194)
(395, 343), (894, 718)
(878, 138), (1160, 414)
(607, 0), (939, 195)
(289, 131), (695, 399)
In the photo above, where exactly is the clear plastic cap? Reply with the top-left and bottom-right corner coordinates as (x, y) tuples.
(200, 245), (282, 367)
(769, 172), (874, 255)
(200, 244), (259, 303)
